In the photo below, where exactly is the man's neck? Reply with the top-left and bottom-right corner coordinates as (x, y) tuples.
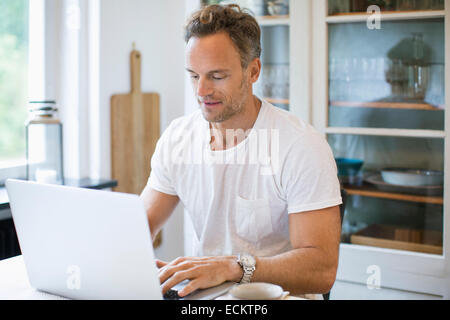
(209, 95), (262, 151)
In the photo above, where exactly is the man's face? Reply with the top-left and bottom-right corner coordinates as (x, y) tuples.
(186, 32), (252, 123)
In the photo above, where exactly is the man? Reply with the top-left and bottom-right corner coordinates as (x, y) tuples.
(140, 4), (342, 298)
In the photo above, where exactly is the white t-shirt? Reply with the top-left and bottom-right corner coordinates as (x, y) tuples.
(147, 99), (342, 257)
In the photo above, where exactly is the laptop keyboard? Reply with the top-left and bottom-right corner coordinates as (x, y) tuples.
(163, 289), (181, 300)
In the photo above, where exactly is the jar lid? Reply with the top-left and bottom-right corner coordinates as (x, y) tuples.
(29, 101), (58, 116)
(29, 100), (56, 104)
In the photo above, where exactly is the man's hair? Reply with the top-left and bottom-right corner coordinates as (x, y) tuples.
(184, 4), (262, 69)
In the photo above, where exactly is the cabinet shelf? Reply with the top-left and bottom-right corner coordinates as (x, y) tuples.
(257, 15), (290, 26)
(343, 184), (443, 205)
(330, 101), (443, 111)
(350, 224), (443, 255)
(326, 10), (445, 23)
(265, 97), (289, 105)
(325, 127), (446, 138)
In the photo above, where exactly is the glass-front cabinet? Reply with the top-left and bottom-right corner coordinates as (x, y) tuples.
(329, 16), (445, 255)
(313, 0), (449, 297)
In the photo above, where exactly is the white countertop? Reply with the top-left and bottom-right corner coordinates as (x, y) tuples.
(0, 256), (67, 300)
(0, 255), (309, 300)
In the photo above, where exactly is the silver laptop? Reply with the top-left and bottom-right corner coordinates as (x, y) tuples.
(5, 179), (234, 300)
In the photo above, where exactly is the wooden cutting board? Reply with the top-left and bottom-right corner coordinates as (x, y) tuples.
(111, 45), (160, 196)
(110, 45), (162, 248)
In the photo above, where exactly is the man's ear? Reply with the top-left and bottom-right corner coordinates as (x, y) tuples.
(248, 58), (262, 84)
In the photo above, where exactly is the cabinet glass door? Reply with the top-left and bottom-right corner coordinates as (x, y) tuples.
(327, 1), (446, 255)
(257, 25), (290, 110)
(329, 19), (445, 129)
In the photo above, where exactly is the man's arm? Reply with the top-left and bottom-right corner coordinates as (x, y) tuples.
(250, 205), (341, 295)
(140, 185), (180, 241)
(158, 205), (341, 297)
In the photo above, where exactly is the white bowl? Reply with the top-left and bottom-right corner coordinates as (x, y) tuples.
(229, 282), (285, 300)
(381, 168), (444, 187)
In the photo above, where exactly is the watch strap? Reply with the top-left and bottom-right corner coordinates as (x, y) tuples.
(240, 265), (255, 284)
(237, 254), (256, 284)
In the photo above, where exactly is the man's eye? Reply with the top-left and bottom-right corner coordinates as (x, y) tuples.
(190, 75), (199, 80)
(212, 75), (225, 80)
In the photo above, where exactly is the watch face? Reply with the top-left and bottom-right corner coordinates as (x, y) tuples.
(241, 254), (256, 266)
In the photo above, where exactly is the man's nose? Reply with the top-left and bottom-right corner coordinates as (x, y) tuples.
(197, 78), (213, 98)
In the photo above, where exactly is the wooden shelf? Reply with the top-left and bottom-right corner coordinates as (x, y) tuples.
(257, 15), (290, 26)
(265, 98), (290, 105)
(326, 10), (445, 23)
(345, 187), (444, 205)
(329, 10), (444, 16)
(343, 183), (443, 205)
(330, 101), (443, 111)
(351, 224), (443, 255)
(325, 127), (446, 139)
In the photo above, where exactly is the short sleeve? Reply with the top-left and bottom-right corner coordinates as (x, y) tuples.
(147, 124), (178, 196)
(281, 133), (342, 214)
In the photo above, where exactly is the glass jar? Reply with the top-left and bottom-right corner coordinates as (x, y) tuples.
(26, 101), (64, 184)
(405, 33), (430, 100)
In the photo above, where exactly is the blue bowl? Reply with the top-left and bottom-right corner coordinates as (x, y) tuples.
(335, 158), (364, 177)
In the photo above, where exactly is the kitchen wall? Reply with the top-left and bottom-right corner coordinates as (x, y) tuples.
(97, 0), (187, 261)
(31, 0), (188, 262)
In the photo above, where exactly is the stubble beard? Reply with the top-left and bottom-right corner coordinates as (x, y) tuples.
(199, 77), (249, 123)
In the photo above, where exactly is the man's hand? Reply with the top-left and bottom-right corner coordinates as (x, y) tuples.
(157, 256), (242, 297)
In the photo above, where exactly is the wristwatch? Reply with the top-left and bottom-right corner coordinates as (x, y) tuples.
(237, 253), (256, 284)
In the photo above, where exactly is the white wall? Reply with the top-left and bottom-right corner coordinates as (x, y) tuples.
(42, 0), (187, 261)
(97, 0), (187, 261)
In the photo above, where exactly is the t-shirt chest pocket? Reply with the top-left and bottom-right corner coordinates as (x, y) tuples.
(234, 196), (273, 243)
